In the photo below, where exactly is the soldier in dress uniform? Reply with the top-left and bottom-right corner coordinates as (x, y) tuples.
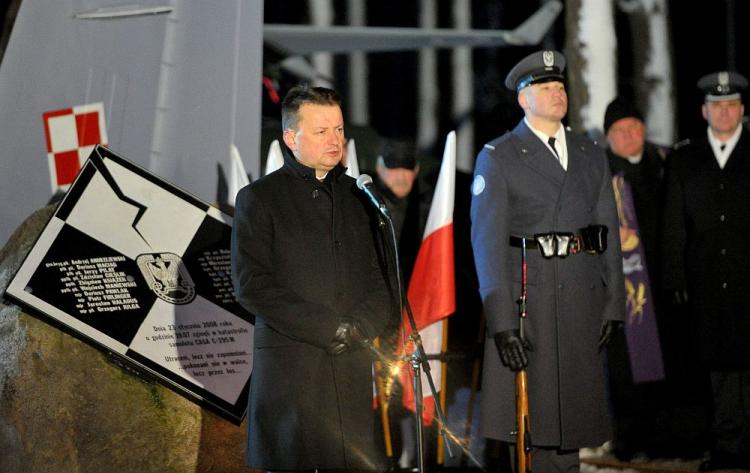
(470, 50), (626, 472)
(661, 71), (750, 471)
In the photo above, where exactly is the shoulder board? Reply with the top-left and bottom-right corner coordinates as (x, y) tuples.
(673, 138), (691, 150)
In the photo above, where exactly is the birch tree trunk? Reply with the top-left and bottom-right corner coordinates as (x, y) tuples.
(347, 0), (368, 125)
(417, 0), (438, 152)
(564, 0), (617, 135)
(309, 0), (333, 86)
(620, 0), (675, 144)
(452, 0), (475, 173)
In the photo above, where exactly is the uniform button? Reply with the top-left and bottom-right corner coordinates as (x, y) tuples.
(720, 248), (727, 255)
(721, 282), (728, 289)
(312, 189), (320, 199)
(558, 283), (564, 290)
(720, 214), (726, 222)
(719, 183), (725, 190)
(335, 240), (342, 249)
(589, 283), (595, 290)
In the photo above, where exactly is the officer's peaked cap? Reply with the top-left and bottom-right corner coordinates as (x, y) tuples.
(697, 71), (748, 102)
(505, 50), (566, 92)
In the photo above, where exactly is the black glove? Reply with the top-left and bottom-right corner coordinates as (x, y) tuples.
(493, 329), (533, 371)
(597, 320), (623, 352)
(326, 318), (370, 356)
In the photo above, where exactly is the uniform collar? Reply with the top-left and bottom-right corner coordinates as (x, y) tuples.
(707, 124), (743, 169)
(282, 143), (346, 182)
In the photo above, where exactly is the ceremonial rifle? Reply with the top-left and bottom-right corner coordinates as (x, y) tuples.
(515, 239), (532, 472)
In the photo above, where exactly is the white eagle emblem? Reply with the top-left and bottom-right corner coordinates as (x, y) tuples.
(543, 50), (555, 67)
(137, 252), (195, 305)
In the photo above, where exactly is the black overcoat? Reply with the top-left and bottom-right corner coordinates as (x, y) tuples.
(661, 127), (750, 369)
(231, 153), (395, 470)
(471, 120), (626, 449)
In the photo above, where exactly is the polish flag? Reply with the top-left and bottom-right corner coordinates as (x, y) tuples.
(227, 144), (250, 207)
(399, 131), (456, 425)
(345, 138), (360, 178)
(264, 139), (284, 176)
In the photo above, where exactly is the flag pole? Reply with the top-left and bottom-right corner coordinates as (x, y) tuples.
(461, 311), (485, 467)
(436, 317), (450, 465)
(373, 337), (395, 465)
(389, 219), (453, 473)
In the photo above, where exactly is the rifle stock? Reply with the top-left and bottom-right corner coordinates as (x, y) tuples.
(516, 369), (531, 472)
(515, 237), (532, 472)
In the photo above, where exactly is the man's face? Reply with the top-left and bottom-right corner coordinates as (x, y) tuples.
(519, 80), (568, 123)
(283, 103), (345, 177)
(607, 117), (646, 158)
(376, 163), (418, 199)
(702, 99), (744, 137)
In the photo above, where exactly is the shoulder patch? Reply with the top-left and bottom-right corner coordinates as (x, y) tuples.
(472, 175), (486, 196)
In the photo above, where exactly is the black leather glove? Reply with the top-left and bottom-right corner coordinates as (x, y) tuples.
(326, 318), (370, 356)
(493, 329), (533, 371)
(597, 320), (623, 352)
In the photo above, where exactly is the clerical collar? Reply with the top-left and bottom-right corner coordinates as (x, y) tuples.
(626, 153), (643, 164)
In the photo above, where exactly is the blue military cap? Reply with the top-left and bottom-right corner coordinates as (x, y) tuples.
(504, 50), (566, 92)
(697, 71), (748, 102)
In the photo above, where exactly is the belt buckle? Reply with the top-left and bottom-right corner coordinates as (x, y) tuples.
(555, 233), (574, 258)
(534, 233), (557, 259)
(569, 235), (582, 255)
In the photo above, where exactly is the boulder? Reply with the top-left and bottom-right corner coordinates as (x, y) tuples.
(0, 207), (255, 473)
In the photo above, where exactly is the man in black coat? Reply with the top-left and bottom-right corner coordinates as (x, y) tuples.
(603, 97), (666, 278)
(471, 50), (625, 472)
(231, 85), (396, 471)
(661, 71), (750, 471)
(602, 97), (671, 460)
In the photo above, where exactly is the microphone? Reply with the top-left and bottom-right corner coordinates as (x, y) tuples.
(356, 174), (390, 217)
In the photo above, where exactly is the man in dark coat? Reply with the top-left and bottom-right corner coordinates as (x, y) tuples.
(661, 71), (750, 471)
(602, 97), (671, 460)
(231, 85), (396, 471)
(603, 97), (666, 277)
(372, 138), (431, 283)
(470, 50), (626, 472)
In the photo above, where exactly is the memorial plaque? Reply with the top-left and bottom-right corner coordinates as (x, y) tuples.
(5, 146), (253, 423)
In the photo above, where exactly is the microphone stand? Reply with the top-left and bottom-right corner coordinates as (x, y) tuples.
(378, 208), (454, 473)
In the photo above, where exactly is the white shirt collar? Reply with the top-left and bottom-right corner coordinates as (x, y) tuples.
(707, 124), (742, 169)
(524, 117), (568, 170)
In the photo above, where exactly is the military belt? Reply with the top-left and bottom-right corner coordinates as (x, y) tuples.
(509, 225), (608, 259)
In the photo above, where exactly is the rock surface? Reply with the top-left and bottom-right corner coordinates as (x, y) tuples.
(0, 207), (254, 473)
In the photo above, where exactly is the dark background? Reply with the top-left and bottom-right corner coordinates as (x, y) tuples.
(263, 0), (750, 154)
(1, 0), (745, 155)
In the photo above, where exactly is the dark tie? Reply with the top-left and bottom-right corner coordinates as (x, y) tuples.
(548, 137), (559, 159)
(720, 143), (727, 152)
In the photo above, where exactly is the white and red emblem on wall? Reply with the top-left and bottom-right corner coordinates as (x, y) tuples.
(43, 102), (108, 192)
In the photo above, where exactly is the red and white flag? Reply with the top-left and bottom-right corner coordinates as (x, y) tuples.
(264, 139), (285, 176)
(399, 131), (456, 425)
(43, 102), (108, 193)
